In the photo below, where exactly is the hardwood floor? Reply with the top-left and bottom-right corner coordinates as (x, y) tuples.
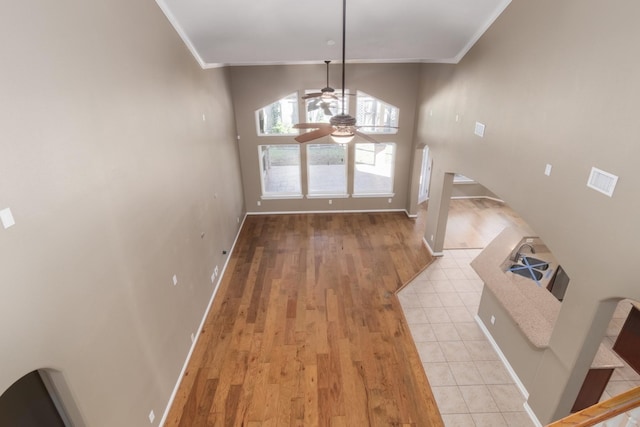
(165, 213), (442, 426)
(443, 199), (529, 249)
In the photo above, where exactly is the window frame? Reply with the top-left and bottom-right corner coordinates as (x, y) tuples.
(255, 92), (300, 137)
(352, 142), (396, 198)
(304, 89), (350, 124)
(305, 143), (349, 198)
(257, 144), (303, 200)
(355, 91), (399, 135)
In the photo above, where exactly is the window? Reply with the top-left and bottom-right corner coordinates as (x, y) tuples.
(356, 91), (399, 133)
(258, 145), (302, 198)
(304, 90), (349, 123)
(307, 144), (347, 196)
(256, 93), (299, 135)
(453, 174), (475, 183)
(353, 143), (395, 196)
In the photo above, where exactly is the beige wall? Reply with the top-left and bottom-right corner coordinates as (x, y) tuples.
(451, 182), (500, 199)
(0, 0), (244, 425)
(417, 0), (640, 422)
(229, 63), (421, 213)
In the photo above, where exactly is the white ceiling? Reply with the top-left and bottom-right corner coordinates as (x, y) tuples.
(156, 0), (511, 68)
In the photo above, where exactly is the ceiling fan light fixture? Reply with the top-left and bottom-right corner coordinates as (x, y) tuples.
(330, 128), (355, 144)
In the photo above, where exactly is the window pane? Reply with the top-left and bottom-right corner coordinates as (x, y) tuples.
(256, 93), (299, 135)
(259, 145), (301, 196)
(307, 144), (347, 195)
(356, 91), (399, 134)
(453, 174), (475, 183)
(354, 143), (395, 194)
(305, 90), (349, 123)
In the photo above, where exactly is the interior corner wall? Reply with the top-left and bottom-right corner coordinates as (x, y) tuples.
(416, 0), (640, 422)
(0, 1), (244, 425)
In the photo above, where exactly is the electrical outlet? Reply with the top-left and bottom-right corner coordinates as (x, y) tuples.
(430, 235), (434, 241)
(172, 275), (178, 286)
(474, 122), (486, 137)
(0, 208), (15, 229)
(202, 113), (206, 121)
(149, 410), (155, 423)
(257, 201), (261, 206)
(191, 333), (195, 343)
(388, 198), (392, 204)
(329, 200), (333, 205)
(211, 271), (216, 283)
(214, 266), (219, 276)
(237, 217), (240, 224)
(490, 315), (496, 325)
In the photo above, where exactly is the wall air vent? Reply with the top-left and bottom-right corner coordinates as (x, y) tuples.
(587, 167), (618, 197)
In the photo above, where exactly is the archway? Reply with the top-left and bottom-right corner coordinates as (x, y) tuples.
(0, 370), (70, 426)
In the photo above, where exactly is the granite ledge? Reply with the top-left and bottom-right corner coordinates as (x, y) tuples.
(471, 226), (623, 369)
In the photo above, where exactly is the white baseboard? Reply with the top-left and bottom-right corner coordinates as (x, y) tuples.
(524, 402), (543, 427)
(159, 213), (248, 426)
(405, 209), (418, 218)
(450, 195), (504, 203)
(423, 237), (444, 257)
(246, 208), (407, 215)
(474, 315), (543, 427)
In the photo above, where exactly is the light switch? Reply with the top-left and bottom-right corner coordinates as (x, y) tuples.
(0, 208), (15, 229)
(545, 164), (552, 176)
(172, 275), (178, 286)
(474, 122), (486, 137)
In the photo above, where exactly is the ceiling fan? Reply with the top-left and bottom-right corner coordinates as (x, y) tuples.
(303, 60), (340, 102)
(304, 60), (354, 116)
(294, 0), (397, 144)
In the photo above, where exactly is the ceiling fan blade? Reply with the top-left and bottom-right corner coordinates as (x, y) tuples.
(295, 126), (334, 143)
(307, 99), (320, 111)
(354, 130), (380, 144)
(302, 92), (323, 100)
(294, 122), (333, 130)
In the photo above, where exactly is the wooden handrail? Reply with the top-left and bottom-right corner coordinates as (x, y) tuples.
(547, 386), (640, 427)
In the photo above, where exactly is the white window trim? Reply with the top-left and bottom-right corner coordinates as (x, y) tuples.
(254, 109), (298, 137)
(453, 174), (476, 184)
(258, 144), (302, 198)
(353, 142), (396, 196)
(306, 144), (349, 197)
(306, 194), (350, 199)
(261, 194), (304, 200)
(255, 92), (300, 136)
(356, 90), (399, 134)
(351, 193), (395, 198)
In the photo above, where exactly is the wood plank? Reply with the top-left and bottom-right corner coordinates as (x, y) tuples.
(164, 213), (443, 426)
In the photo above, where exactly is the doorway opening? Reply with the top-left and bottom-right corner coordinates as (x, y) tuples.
(418, 146), (431, 204)
(0, 370), (70, 426)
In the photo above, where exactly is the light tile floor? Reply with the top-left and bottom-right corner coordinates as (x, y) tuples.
(399, 249), (640, 427)
(399, 249), (537, 427)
